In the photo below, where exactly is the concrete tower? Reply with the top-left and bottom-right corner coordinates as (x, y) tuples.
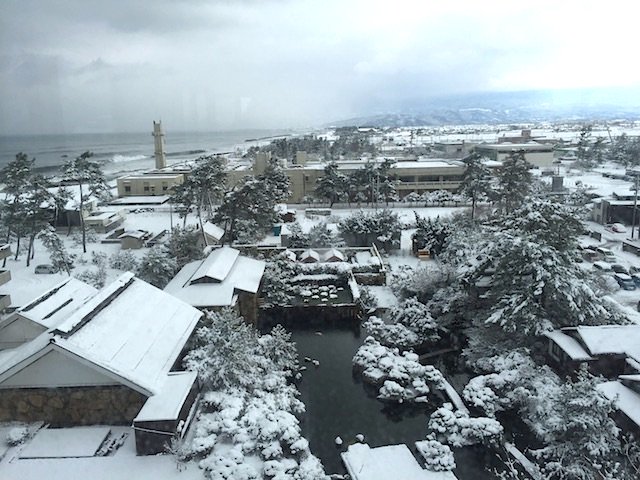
(152, 121), (167, 170)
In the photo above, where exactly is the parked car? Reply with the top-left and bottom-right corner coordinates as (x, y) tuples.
(611, 264), (629, 275)
(630, 265), (640, 275)
(609, 223), (628, 233)
(595, 247), (616, 263)
(593, 261), (612, 272)
(630, 273), (640, 287)
(34, 264), (56, 274)
(614, 273), (636, 290)
(582, 249), (598, 262)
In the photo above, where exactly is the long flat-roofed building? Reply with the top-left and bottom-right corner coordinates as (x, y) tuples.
(474, 142), (555, 168)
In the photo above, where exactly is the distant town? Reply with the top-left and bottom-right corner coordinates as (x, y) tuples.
(1, 118), (640, 480)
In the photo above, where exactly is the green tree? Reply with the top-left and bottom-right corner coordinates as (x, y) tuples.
(136, 246), (178, 288)
(496, 151), (532, 213)
(62, 152), (109, 253)
(314, 162), (346, 206)
(39, 226), (75, 275)
(458, 153), (492, 219)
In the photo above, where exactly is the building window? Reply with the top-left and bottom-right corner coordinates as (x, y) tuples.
(124, 186), (131, 193)
(399, 176), (415, 183)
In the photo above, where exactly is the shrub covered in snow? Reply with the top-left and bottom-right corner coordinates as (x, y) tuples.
(428, 403), (503, 447)
(415, 439), (456, 471)
(463, 351), (561, 418)
(185, 309), (327, 479)
(109, 250), (139, 272)
(364, 297), (440, 349)
(353, 336), (445, 403)
(6, 426), (29, 446)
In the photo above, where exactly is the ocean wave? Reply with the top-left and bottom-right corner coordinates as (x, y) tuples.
(111, 154), (149, 163)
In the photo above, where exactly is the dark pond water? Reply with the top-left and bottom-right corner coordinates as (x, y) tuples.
(290, 323), (497, 478)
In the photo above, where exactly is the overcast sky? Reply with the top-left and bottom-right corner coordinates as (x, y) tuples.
(1, 0), (639, 134)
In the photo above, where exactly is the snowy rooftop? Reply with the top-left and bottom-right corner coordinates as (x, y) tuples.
(203, 221), (225, 242)
(164, 247), (266, 308)
(134, 371), (197, 422)
(476, 142), (553, 151)
(0, 273), (203, 396)
(341, 443), (457, 480)
(598, 380), (640, 428)
(575, 325), (640, 361)
(191, 246), (239, 283)
(6, 277), (97, 330)
(543, 330), (594, 361)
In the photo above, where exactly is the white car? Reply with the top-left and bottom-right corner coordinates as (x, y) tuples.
(610, 223), (628, 233)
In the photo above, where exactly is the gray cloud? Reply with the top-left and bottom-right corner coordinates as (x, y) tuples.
(1, 0), (639, 134)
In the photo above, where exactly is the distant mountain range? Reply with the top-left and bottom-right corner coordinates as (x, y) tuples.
(330, 88), (640, 128)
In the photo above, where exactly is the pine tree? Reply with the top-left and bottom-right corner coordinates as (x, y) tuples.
(62, 152), (109, 253)
(459, 153), (492, 219)
(496, 151), (532, 213)
(136, 246), (178, 288)
(530, 367), (620, 480)
(38, 226), (76, 275)
(314, 162), (346, 206)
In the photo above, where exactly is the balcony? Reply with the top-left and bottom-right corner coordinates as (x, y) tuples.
(0, 244), (10, 261)
(0, 269), (10, 287)
(396, 180), (461, 191)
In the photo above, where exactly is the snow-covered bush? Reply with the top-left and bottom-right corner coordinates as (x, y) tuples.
(353, 336), (444, 403)
(365, 296), (440, 350)
(463, 351), (561, 418)
(185, 309), (327, 479)
(427, 403), (503, 447)
(75, 264), (106, 288)
(109, 250), (139, 272)
(136, 246), (178, 289)
(6, 426), (29, 446)
(415, 439), (456, 471)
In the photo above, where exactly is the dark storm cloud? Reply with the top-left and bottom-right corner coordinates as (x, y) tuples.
(0, 0), (638, 134)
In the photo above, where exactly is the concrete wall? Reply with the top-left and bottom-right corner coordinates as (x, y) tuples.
(0, 385), (147, 426)
(117, 174), (184, 197)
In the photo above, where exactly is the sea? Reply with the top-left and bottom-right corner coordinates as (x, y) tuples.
(0, 129), (294, 179)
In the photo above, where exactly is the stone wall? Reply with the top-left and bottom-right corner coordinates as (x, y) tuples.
(0, 385), (147, 426)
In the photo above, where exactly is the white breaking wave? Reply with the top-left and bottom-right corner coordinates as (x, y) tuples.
(111, 154), (148, 163)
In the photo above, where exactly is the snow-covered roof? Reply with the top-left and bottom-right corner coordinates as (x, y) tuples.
(341, 443), (457, 480)
(299, 249), (320, 262)
(0, 273), (202, 396)
(323, 248), (345, 262)
(134, 371), (197, 422)
(283, 249), (297, 261)
(117, 230), (147, 240)
(575, 325), (640, 361)
(203, 222), (225, 243)
(3, 277), (97, 330)
(597, 380), (640, 429)
(543, 330), (594, 361)
(164, 247), (266, 308)
(191, 246), (239, 283)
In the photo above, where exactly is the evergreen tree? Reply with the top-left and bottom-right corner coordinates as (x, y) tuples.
(496, 151), (532, 213)
(136, 246), (178, 288)
(530, 367), (620, 480)
(412, 214), (452, 256)
(576, 124), (593, 166)
(314, 162), (346, 206)
(458, 153), (492, 219)
(170, 155), (227, 232)
(0, 153), (35, 265)
(38, 226), (75, 275)
(166, 226), (203, 269)
(62, 152), (109, 253)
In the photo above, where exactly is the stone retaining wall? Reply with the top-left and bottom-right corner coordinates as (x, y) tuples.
(0, 385), (147, 426)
